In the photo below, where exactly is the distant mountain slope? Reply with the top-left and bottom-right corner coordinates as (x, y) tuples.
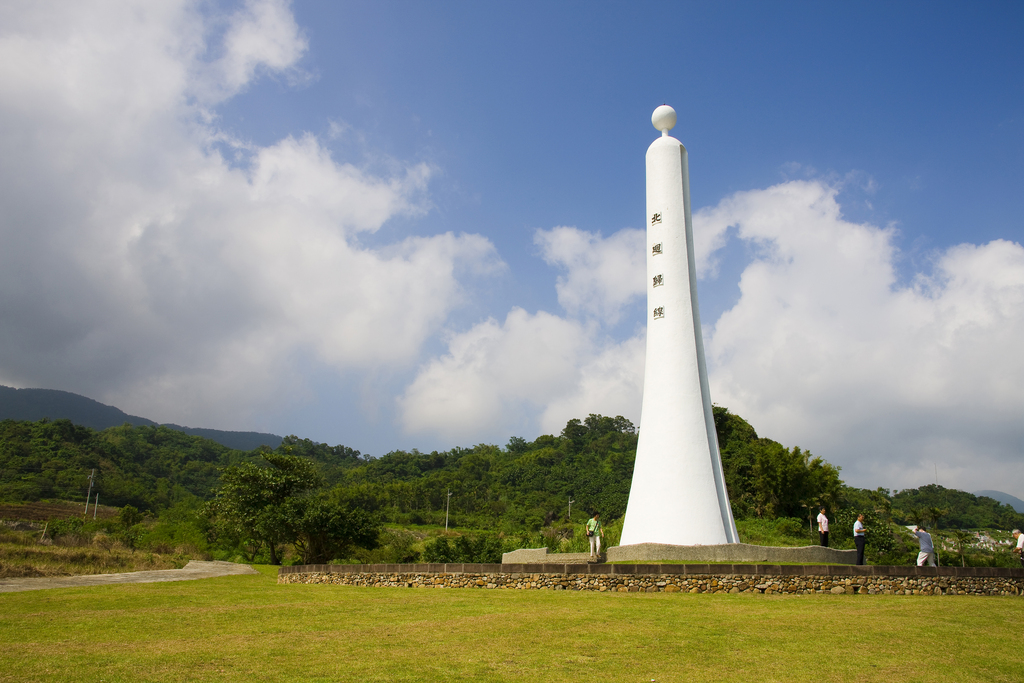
(0, 386), (282, 451)
(0, 386), (155, 430)
(161, 425), (282, 452)
(975, 490), (1024, 514)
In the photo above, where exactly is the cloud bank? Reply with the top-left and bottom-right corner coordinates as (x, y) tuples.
(702, 180), (1024, 492)
(0, 0), (501, 428)
(398, 307), (645, 443)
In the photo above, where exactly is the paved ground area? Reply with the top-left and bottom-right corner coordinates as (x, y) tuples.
(0, 560), (260, 593)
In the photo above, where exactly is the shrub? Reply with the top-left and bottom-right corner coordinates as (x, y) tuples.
(422, 534), (502, 563)
(49, 517), (84, 538)
(50, 517), (90, 546)
(355, 529), (421, 564)
(775, 517), (805, 537)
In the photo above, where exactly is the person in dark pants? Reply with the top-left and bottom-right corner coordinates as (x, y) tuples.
(817, 506), (829, 547)
(853, 513), (867, 565)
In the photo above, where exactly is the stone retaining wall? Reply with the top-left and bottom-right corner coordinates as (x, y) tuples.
(279, 563), (1024, 596)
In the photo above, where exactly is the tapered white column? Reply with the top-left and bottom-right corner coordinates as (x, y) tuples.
(619, 105), (738, 546)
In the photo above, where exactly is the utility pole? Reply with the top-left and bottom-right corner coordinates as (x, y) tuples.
(84, 469), (95, 517)
(93, 493), (99, 520)
(445, 489), (452, 531)
(568, 497), (574, 521)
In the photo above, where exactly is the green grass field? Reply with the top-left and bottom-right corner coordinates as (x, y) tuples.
(2, 565), (1020, 682)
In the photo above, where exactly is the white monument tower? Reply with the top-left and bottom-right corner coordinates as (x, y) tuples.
(619, 105), (739, 547)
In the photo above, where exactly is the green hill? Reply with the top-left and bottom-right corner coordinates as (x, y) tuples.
(4, 411), (1024, 568)
(891, 484), (1024, 530)
(0, 419), (255, 509)
(0, 386), (283, 451)
(3, 409), (1022, 536)
(974, 489), (1024, 514)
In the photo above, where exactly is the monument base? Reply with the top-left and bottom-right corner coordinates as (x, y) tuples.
(502, 543), (856, 565)
(499, 549), (596, 564)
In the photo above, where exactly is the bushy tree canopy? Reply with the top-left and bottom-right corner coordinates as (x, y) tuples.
(714, 407), (843, 519)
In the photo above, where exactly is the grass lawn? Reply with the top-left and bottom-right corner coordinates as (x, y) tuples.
(1, 565), (1020, 682)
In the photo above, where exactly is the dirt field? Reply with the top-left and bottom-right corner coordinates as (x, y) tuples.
(0, 500), (118, 522)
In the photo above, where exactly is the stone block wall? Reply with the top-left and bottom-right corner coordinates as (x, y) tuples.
(278, 563), (1024, 596)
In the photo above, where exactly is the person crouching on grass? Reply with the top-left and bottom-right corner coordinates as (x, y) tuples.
(586, 512), (604, 559)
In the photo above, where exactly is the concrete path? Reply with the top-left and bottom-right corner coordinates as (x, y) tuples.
(0, 560), (260, 594)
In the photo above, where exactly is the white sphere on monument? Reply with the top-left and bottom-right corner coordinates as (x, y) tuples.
(651, 104), (676, 134)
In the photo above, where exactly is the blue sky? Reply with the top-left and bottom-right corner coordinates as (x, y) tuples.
(0, 0), (1021, 495)
(222, 0), (1023, 344)
(231, 1), (1022, 245)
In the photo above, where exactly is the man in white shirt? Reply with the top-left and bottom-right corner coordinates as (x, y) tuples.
(817, 507), (829, 547)
(853, 514), (867, 565)
(1013, 529), (1024, 568)
(912, 526), (936, 567)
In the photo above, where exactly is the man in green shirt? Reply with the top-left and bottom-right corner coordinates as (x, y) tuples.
(586, 512), (604, 558)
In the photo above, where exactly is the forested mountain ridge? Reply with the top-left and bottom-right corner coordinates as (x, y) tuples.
(2, 409), (1022, 534)
(0, 386), (154, 429)
(891, 485), (1024, 530)
(0, 386), (283, 450)
(974, 489), (1024, 514)
(0, 419), (255, 508)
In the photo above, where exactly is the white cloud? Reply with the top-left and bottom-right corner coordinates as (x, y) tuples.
(0, 0), (501, 428)
(534, 226), (645, 324)
(214, 0), (309, 97)
(537, 334), (645, 435)
(704, 179), (1024, 494)
(399, 309), (589, 441)
(400, 226), (649, 443)
(532, 219), (732, 319)
(398, 308), (644, 443)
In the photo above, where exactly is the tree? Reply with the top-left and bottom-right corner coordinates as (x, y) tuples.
(291, 494), (381, 564)
(950, 530), (974, 567)
(926, 506), (947, 529)
(869, 489), (893, 526)
(713, 407), (841, 520)
(560, 419), (588, 454)
(422, 534), (503, 563)
(204, 450), (323, 565)
(118, 504), (144, 529)
(506, 436), (528, 454)
(749, 443), (840, 519)
(117, 504), (145, 550)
